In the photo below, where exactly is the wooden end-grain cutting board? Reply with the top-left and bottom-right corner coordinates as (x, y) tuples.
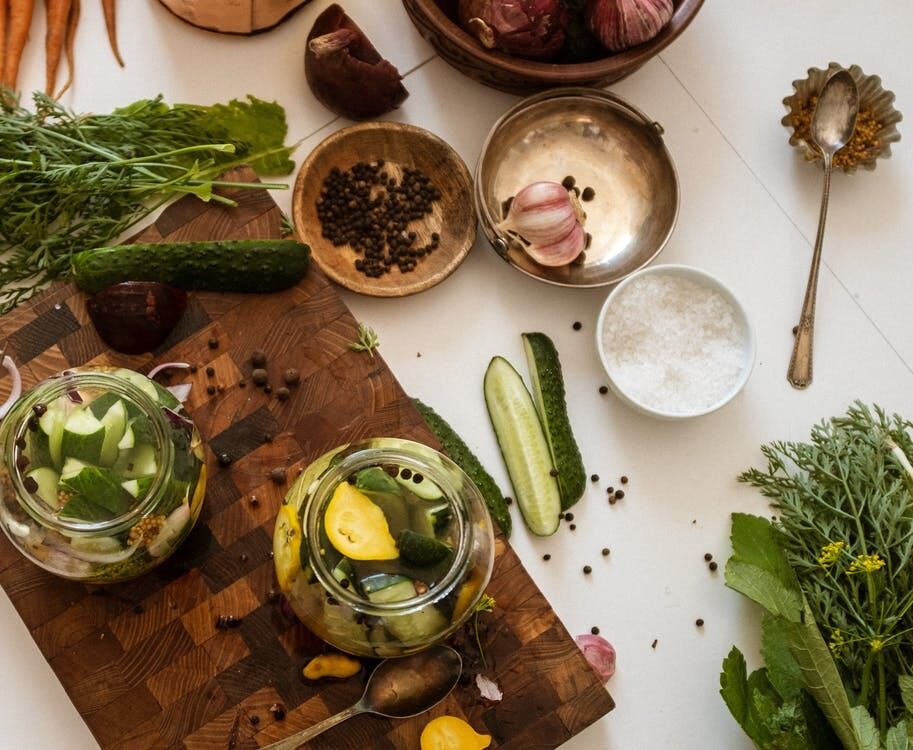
(0, 167), (613, 749)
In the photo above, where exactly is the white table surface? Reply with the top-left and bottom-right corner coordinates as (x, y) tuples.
(2, 1), (912, 748)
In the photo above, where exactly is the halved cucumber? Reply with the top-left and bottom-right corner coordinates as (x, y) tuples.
(522, 332), (586, 510)
(121, 476), (154, 499)
(355, 467), (399, 494)
(98, 400), (128, 467)
(60, 457), (91, 480)
(26, 467), (61, 507)
(59, 466), (134, 515)
(39, 405), (68, 469)
(60, 409), (106, 465)
(394, 470), (443, 501)
(398, 529), (452, 567)
(367, 579), (416, 604)
(484, 356), (561, 536)
(117, 426), (135, 451)
(117, 443), (158, 478)
(115, 369), (159, 402)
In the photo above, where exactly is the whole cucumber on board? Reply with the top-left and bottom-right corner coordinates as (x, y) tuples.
(483, 357), (561, 537)
(71, 240), (310, 294)
(522, 332), (586, 510)
(413, 399), (511, 538)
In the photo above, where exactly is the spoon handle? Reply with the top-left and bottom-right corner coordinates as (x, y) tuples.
(260, 704), (364, 750)
(788, 156), (834, 389)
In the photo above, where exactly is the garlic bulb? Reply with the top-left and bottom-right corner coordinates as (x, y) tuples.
(585, 0), (673, 53)
(458, 0), (568, 60)
(498, 181), (586, 266)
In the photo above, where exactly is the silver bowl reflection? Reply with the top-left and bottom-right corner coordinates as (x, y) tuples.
(475, 88), (680, 288)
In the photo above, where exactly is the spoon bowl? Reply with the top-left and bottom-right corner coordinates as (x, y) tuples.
(262, 645), (462, 750)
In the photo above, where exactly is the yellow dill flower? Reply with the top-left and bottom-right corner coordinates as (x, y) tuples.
(870, 638), (884, 652)
(829, 628), (846, 657)
(818, 541), (847, 568)
(847, 554), (886, 574)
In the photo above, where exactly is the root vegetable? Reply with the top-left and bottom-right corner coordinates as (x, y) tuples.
(56, 0), (79, 97)
(2, 0), (36, 90)
(101, 0), (122, 67)
(0, 1), (8, 86)
(44, 0), (71, 94)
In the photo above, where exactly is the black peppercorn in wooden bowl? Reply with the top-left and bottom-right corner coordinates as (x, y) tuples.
(401, 0), (705, 95)
(292, 121), (476, 297)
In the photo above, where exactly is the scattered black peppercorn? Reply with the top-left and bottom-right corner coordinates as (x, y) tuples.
(263, 385), (272, 395)
(251, 368), (268, 386)
(132, 604), (145, 615)
(270, 704), (286, 721)
(620, 475), (629, 484)
(543, 554), (551, 561)
(249, 496), (260, 508)
(591, 626), (600, 635)
(570, 523), (577, 530)
(696, 618), (705, 627)
(412, 473), (424, 484)
(206, 385), (216, 395)
(549, 468), (559, 477)
(565, 512), (574, 522)
(251, 350), (267, 367)
(263, 434), (273, 444)
(572, 321), (582, 331)
(276, 386), (290, 401)
(217, 453), (232, 467)
(22, 475), (38, 493)
(14, 436), (26, 451)
(239, 553), (248, 563)
(16, 453), (29, 472)
(609, 496), (617, 506)
(208, 337), (219, 349)
(583, 565), (592, 574)
(792, 325), (799, 336)
(32, 403), (47, 417)
(614, 490), (625, 500)
(340, 578), (350, 589)
(599, 385), (608, 394)
(283, 368), (300, 386)
(505, 496), (513, 505)
(590, 474), (599, 482)
(709, 561), (719, 572)
(606, 486), (614, 495)
(205, 366), (215, 377)
(269, 467), (287, 484)
(602, 548), (610, 556)
(581, 186), (596, 201)
(27, 416), (38, 431)
(249, 716), (260, 726)
(189, 364), (198, 373)
(704, 553), (713, 561)
(561, 175), (576, 190)
(400, 468), (412, 480)
(238, 379), (246, 388)
(267, 589), (280, 603)
(651, 639), (658, 649)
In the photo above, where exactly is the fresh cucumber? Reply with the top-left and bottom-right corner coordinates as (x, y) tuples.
(413, 399), (511, 537)
(367, 579), (416, 604)
(522, 332), (586, 510)
(483, 357), (561, 536)
(398, 530), (452, 566)
(60, 409), (106, 465)
(117, 443), (158, 478)
(98, 400), (128, 467)
(72, 240), (311, 294)
(26, 467), (61, 507)
(355, 467), (399, 494)
(59, 466), (134, 515)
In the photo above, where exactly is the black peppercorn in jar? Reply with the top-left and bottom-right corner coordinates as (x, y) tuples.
(0, 368), (206, 582)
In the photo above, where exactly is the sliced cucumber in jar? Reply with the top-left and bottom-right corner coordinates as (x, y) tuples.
(384, 606), (448, 644)
(98, 400), (128, 467)
(398, 529), (452, 567)
(355, 467), (399, 494)
(117, 443), (158, 478)
(59, 466), (134, 515)
(60, 408), (106, 465)
(367, 578), (416, 604)
(39, 404), (68, 469)
(25, 467), (61, 507)
(394, 469), (443, 501)
(360, 573), (410, 596)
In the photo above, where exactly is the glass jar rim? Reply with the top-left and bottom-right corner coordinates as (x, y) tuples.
(2, 369), (175, 535)
(303, 442), (476, 617)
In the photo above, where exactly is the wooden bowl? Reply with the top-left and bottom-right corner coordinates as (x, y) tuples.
(401, 0), (705, 94)
(292, 122), (476, 297)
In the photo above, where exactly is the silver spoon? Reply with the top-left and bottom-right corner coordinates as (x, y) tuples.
(261, 645), (462, 750)
(787, 69), (859, 388)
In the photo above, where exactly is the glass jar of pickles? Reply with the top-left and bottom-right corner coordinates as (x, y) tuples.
(0, 368), (206, 582)
(273, 438), (494, 657)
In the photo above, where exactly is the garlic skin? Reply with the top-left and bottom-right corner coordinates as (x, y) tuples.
(458, 0), (568, 60)
(585, 0), (673, 53)
(498, 181), (587, 266)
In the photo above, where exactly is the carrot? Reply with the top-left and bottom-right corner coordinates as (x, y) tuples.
(0, 0), (9, 89)
(54, 0), (77, 97)
(2, 0), (35, 91)
(101, 0), (121, 67)
(44, 0), (70, 94)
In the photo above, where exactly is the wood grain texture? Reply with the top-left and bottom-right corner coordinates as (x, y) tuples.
(0, 167), (612, 748)
(292, 121), (476, 298)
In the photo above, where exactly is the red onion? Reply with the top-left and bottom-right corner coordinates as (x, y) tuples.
(0, 355), (22, 419)
(458, 0), (568, 59)
(148, 362), (191, 380)
(585, 0), (673, 52)
(575, 633), (616, 683)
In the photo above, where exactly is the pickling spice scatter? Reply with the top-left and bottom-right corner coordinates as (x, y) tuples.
(316, 161), (442, 278)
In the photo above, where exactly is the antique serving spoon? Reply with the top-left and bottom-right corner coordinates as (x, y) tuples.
(261, 645), (462, 749)
(787, 69), (859, 388)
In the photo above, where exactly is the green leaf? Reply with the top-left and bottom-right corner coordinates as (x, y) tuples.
(720, 647), (774, 745)
(730, 513), (800, 590)
(900, 675), (913, 714)
(786, 599), (860, 750)
(725, 559), (803, 622)
(850, 706), (880, 750)
(762, 612), (803, 701)
(887, 721), (909, 750)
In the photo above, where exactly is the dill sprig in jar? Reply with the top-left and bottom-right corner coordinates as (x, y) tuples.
(0, 368), (206, 582)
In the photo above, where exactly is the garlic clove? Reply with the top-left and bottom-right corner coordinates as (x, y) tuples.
(585, 0), (673, 53)
(525, 222), (587, 267)
(498, 181), (583, 245)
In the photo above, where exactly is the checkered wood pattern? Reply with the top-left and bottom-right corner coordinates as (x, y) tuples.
(0, 168), (613, 749)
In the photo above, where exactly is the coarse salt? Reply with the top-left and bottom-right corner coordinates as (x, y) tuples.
(601, 273), (747, 414)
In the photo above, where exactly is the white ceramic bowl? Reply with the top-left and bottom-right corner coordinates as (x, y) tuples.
(595, 264), (755, 419)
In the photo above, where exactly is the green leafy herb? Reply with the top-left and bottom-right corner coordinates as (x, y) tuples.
(348, 323), (379, 358)
(0, 92), (295, 312)
(740, 402), (913, 734)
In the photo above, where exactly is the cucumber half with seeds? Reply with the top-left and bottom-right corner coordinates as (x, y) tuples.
(483, 356), (560, 536)
(522, 332), (586, 510)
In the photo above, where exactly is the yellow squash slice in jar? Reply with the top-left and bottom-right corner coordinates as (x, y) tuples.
(421, 716), (492, 750)
(274, 504), (303, 591)
(324, 482), (398, 560)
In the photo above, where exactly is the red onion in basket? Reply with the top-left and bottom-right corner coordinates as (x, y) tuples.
(458, 0), (568, 59)
(585, 0), (673, 52)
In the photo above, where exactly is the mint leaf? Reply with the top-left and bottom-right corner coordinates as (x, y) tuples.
(762, 612), (803, 701)
(851, 706), (880, 750)
(887, 721), (909, 750)
(786, 599), (860, 750)
(900, 675), (913, 714)
(726, 559), (803, 621)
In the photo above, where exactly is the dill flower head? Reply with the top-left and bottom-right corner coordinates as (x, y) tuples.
(818, 540), (847, 568)
(847, 553), (886, 575)
(828, 628), (846, 657)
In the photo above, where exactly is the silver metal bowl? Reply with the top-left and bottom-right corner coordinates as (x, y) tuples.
(475, 88), (680, 287)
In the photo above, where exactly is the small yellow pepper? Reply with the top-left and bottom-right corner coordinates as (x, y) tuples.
(420, 716), (491, 750)
(324, 482), (398, 560)
(302, 652), (361, 680)
(273, 504), (302, 592)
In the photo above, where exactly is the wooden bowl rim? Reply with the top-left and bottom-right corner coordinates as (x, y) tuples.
(292, 121), (476, 298)
(406, 0), (705, 80)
